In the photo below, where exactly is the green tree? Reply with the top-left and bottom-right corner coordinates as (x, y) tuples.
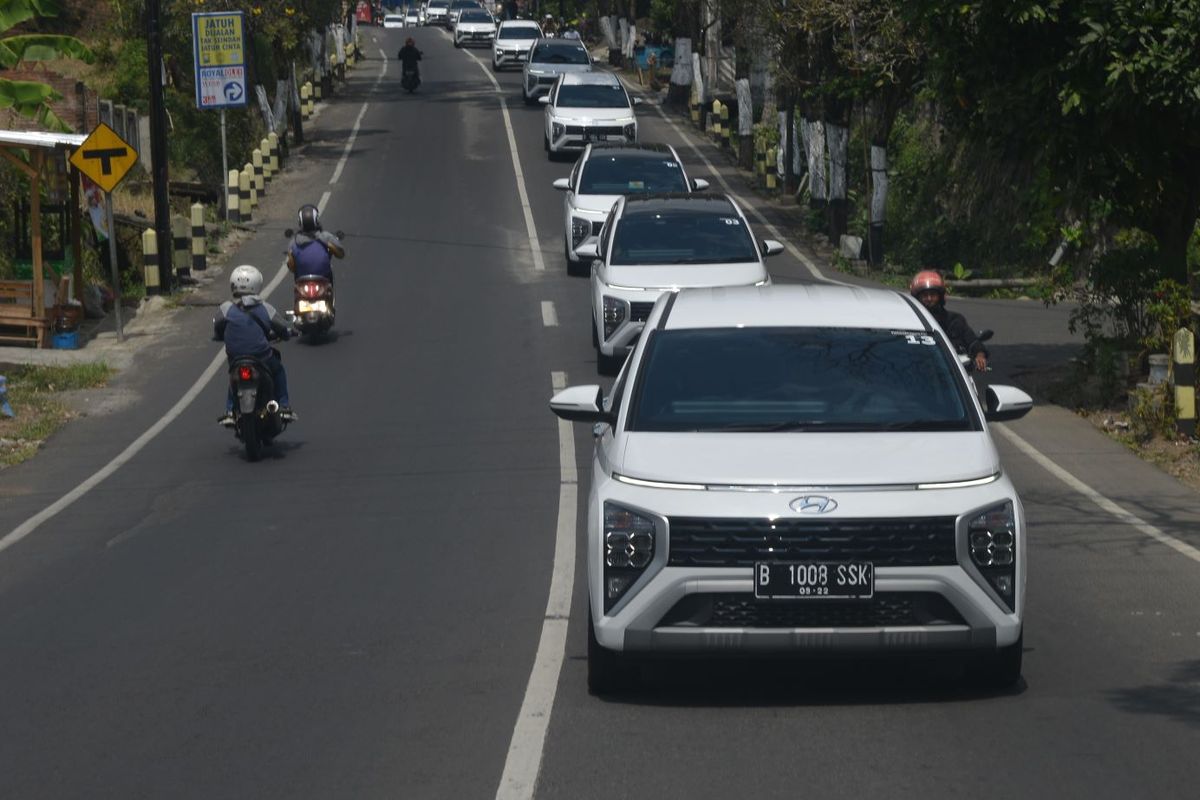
(0, 0), (94, 131)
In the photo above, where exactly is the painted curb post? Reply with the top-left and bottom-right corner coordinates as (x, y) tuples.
(766, 148), (777, 191)
(238, 167), (252, 223)
(1174, 327), (1196, 438)
(190, 202), (206, 272)
(252, 148), (265, 198)
(305, 82), (315, 117)
(720, 104), (731, 150)
(227, 169), (240, 223)
(711, 100), (722, 141)
(171, 214), (189, 280)
(260, 137), (273, 183)
(142, 228), (161, 293)
(300, 82), (311, 119)
(245, 161), (258, 209)
(268, 132), (281, 171)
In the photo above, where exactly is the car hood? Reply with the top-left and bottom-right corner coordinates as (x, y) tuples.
(572, 194), (621, 216)
(601, 261), (767, 289)
(527, 63), (592, 75)
(497, 39), (537, 49)
(616, 432), (996, 486)
(458, 22), (494, 31)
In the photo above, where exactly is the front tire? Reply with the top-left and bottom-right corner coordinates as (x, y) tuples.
(588, 609), (634, 696)
(597, 348), (623, 376)
(523, 89), (536, 106)
(969, 633), (1023, 689)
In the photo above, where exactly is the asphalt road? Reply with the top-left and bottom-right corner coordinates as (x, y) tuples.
(1, 26), (1198, 799)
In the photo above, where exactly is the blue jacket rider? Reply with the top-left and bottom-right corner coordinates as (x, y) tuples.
(288, 204), (344, 282)
(214, 264), (295, 425)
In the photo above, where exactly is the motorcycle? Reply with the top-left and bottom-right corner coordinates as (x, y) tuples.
(401, 65), (420, 93)
(284, 228), (345, 338)
(228, 354), (289, 462)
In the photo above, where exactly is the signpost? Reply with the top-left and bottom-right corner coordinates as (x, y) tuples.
(191, 11), (248, 221)
(70, 122), (139, 342)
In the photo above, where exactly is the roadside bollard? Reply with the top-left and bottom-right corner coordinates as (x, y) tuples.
(267, 132), (281, 172)
(142, 228), (161, 291)
(226, 169), (240, 223)
(245, 162), (258, 209)
(305, 82), (315, 117)
(720, 104), (731, 149)
(711, 100), (722, 139)
(238, 168), (252, 223)
(252, 149), (265, 198)
(314, 80), (323, 102)
(754, 139), (765, 178)
(1175, 328), (1196, 438)
(171, 214), (189, 281)
(766, 147), (778, 191)
(190, 202), (206, 273)
(300, 82), (311, 119)
(260, 137), (274, 183)
(690, 97), (699, 126)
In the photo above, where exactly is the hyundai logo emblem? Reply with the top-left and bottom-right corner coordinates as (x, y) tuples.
(790, 495), (838, 514)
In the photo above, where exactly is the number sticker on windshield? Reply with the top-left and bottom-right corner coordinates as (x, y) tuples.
(628, 180), (645, 190)
(663, 161), (680, 168)
(901, 333), (937, 346)
(720, 217), (741, 226)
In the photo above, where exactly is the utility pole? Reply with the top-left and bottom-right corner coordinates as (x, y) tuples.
(146, 0), (172, 294)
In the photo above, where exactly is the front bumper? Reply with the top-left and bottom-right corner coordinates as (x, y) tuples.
(588, 480), (1025, 656)
(592, 285), (665, 357)
(493, 47), (530, 66)
(456, 30), (494, 46)
(549, 122), (636, 152)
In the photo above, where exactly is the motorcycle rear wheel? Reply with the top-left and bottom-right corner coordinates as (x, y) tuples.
(240, 415), (263, 462)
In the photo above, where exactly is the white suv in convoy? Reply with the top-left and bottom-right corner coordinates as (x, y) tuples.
(577, 193), (778, 374)
(550, 284), (1034, 694)
(553, 143), (708, 275)
(453, 7), (496, 47)
(492, 19), (542, 70)
(522, 38), (591, 104)
(540, 72), (639, 158)
(425, 0), (449, 25)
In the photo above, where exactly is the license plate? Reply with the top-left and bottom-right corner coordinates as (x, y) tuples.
(297, 299), (327, 314)
(754, 562), (874, 599)
(587, 134), (608, 142)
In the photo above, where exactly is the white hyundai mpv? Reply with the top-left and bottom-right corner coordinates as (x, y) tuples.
(522, 38), (591, 104)
(550, 284), (1034, 694)
(540, 72), (639, 157)
(577, 193), (778, 374)
(492, 20), (542, 70)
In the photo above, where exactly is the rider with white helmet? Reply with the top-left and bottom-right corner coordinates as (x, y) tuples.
(213, 264), (296, 425)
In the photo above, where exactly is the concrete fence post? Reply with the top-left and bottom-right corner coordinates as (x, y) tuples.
(190, 202), (206, 272)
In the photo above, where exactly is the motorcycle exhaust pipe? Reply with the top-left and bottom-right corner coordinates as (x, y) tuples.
(266, 400), (280, 414)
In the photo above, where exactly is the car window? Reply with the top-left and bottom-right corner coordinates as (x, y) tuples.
(579, 156), (689, 195)
(460, 10), (491, 21)
(531, 43), (589, 64)
(628, 328), (975, 433)
(556, 84), (629, 109)
(498, 26), (540, 39)
(610, 209), (758, 265)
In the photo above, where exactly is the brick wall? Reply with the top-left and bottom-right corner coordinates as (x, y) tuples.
(1, 64), (99, 134)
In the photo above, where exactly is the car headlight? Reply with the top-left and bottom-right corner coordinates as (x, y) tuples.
(603, 503), (656, 612)
(623, 122), (636, 139)
(552, 122), (565, 138)
(602, 296), (626, 338)
(571, 217), (590, 247)
(968, 501), (1017, 612)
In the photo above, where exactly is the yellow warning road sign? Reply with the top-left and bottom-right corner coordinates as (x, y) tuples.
(70, 122), (138, 193)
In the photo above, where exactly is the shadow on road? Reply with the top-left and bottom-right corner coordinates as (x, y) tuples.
(1109, 660), (1200, 729)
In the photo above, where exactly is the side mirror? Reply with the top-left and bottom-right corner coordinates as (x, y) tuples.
(335, 230), (346, 239)
(984, 384), (1033, 422)
(632, 97), (644, 105)
(549, 384), (611, 423)
(538, 94), (551, 105)
(692, 178), (709, 191)
(977, 329), (994, 343)
(552, 177), (570, 191)
(760, 240), (785, 257)
(574, 239), (599, 260)
(284, 228), (295, 238)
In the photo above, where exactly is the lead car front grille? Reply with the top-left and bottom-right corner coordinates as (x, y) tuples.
(629, 301), (655, 321)
(658, 592), (965, 628)
(668, 516), (958, 568)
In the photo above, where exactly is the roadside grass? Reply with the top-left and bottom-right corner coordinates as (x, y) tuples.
(0, 363), (114, 468)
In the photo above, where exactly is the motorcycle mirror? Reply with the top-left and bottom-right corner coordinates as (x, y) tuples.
(284, 228), (294, 238)
(977, 329), (994, 342)
(336, 230), (346, 239)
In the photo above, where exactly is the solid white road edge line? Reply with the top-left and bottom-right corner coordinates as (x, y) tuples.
(994, 424), (1200, 564)
(330, 102), (370, 185)
(1, 95), (375, 556)
(461, 47), (546, 271)
(494, 371), (576, 800)
(541, 301), (558, 327)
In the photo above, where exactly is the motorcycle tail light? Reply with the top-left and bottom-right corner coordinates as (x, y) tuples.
(299, 282), (322, 298)
(237, 365), (255, 382)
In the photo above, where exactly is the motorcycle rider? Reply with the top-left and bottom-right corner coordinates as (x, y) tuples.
(214, 265), (296, 426)
(397, 36), (422, 81)
(910, 269), (989, 372)
(287, 204), (344, 283)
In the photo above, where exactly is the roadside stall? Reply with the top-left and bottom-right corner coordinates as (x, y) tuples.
(0, 130), (87, 347)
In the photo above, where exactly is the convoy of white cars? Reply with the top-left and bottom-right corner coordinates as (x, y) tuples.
(415, 11), (1035, 695)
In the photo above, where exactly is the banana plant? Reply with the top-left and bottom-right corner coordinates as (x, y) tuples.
(0, 0), (94, 132)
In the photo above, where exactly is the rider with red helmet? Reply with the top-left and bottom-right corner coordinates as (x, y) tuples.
(910, 270), (989, 371)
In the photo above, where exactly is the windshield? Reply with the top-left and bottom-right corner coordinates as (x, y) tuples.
(429, 1), (447, 7)
(450, 1), (480, 8)
(460, 10), (491, 21)
(580, 156), (688, 194)
(611, 209), (758, 264)
(531, 43), (589, 64)
(628, 328), (974, 433)
(557, 84), (629, 108)
(498, 26), (540, 40)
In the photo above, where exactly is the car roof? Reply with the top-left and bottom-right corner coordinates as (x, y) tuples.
(559, 72), (621, 87)
(500, 19), (540, 26)
(585, 143), (677, 161)
(663, 284), (928, 331)
(533, 37), (587, 49)
(620, 193), (736, 215)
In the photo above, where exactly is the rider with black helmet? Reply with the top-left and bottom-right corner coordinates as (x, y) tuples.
(287, 204), (344, 282)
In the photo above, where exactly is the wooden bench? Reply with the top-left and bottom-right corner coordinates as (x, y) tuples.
(0, 280), (49, 347)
